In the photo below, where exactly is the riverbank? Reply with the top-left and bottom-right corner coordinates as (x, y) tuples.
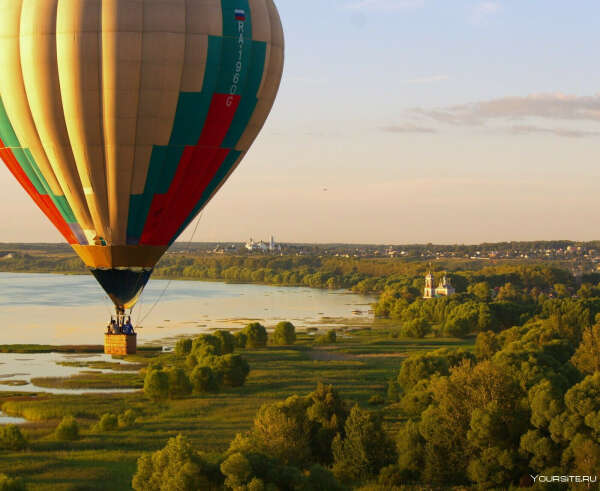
(0, 327), (473, 489)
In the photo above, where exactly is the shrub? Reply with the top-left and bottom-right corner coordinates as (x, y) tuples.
(400, 317), (429, 338)
(0, 425), (26, 450)
(0, 474), (25, 491)
(243, 323), (268, 348)
(132, 435), (218, 490)
(368, 394), (385, 406)
(167, 367), (192, 398)
(175, 338), (192, 356)
(144, 368), (169, 402)
(190, 366), (220, 393)
(234, 331), (247, 348)
(192, 334), (222, 357)
(118, 409), (136, 428)
(386, 380), (400, 403)
(214, 330), (236, 354)
(55, 416), (79, 441)
(272, 321), (296, 346)
(211, 354), (250, 387)
(315, 330), (337, 344)
(96, 413), (118, 432)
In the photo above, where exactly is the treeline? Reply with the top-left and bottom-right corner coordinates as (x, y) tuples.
(0, 253), (87, 274)
(384, 300), (600, 488)
(373, 264), (600, 338)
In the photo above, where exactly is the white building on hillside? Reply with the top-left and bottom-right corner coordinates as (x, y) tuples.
(424, 271), (456, 299)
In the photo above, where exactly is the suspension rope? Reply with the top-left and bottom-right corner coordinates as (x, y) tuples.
(136, 213), (203, 325)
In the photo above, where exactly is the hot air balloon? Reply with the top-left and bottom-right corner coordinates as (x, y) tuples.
(0, 0), (284, 353)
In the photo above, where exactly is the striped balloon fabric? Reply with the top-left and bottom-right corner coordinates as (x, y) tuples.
(0, 0), (284, 309)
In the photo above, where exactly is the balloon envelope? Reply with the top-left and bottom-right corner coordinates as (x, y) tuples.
(0, 0), (284, 309)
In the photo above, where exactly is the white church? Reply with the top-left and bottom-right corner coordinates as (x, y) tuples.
(423, 271), (456, 299)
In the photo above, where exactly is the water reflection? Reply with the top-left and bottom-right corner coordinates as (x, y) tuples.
(0, 412), (26, 425)
(0, 352), (138, 395)
(0, 273), (375, 345)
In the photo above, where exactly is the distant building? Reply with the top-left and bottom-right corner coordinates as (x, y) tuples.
(423, 271), (456, 299)
(246, 236), (281, 253)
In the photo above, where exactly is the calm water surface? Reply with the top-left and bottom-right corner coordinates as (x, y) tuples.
(0, 273), (374, 345)
(0, 352), (138, 395)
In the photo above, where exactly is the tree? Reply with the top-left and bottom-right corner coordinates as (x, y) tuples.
(475, 331), (501, 360)
(397, 351), (449, 390)
(272, 321), (296, 345)
(469, 282), (491, 302)
(220, 453), (252, 490)
(55, 416), (79, 441)
(0, 474), (25, 491)
(243, 323), (268, 348)
(192, 334), (222, 357)
(396, 420), (425, 481)
(315, 330), (336, 344)
(234, 331), (247, 349)
(118, 409), (136, 428)
(175, 338), (192, 356)
(387, 380), (400, 403)
(214, 330), (236, 354)
(144, 368), (169, 402)
(250, 396), (312, 466)
(305, 465), (344, 491)
(210, 354), (250, 387)
(571, 323), (600, 375)
(332, 406), (396, 482)
(306, 383), (349, 464)
(132, 435), (219, 491)
(190, 366), (219, 394)
(401, 317), (429, 338)
(496, 283), (520, 302)
(96, 413), (118, 432)
(167, 367), (192, 398)
(0, 425), (26, 450)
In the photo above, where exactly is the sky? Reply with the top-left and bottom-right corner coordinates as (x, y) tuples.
(1, 0), (599, 244)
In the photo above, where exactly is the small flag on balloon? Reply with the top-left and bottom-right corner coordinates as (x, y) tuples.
(235, 9), (246, 21)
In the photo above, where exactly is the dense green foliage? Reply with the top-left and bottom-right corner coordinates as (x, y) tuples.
(55, 416), (79, 441)
(0, 426), (26, 451)
(272, 322), (297, 346)
(374, 264), (593, 339)
(132, 383), (356, 489)
(144, 331), (251, 402)
(0, 474), (25, 491)
(384, 303), (600, 488)
(241, 323), (268, 349)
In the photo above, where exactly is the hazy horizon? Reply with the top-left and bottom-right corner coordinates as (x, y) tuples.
(1, 1), (599, 244)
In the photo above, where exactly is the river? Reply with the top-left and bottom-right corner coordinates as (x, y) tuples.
(0, 272), (375, 346)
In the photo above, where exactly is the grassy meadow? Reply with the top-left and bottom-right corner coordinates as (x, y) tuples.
(0, 328), (473, 490)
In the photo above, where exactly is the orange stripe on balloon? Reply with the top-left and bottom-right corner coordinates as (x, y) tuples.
(0, 145), (77, 244)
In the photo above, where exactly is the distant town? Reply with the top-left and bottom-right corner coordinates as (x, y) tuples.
(3, 239), (600, 275)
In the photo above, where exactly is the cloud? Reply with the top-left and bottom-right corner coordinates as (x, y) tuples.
(380, 123), (437, 134)
(509, 125), (600, 138)
(413, 93), (600, 125)
(471, 1), (502, 24)
(404, 74), (449, 84)
(345, 0), (425, 11)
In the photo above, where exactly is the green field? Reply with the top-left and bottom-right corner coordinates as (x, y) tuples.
(0, 329), (472, 490)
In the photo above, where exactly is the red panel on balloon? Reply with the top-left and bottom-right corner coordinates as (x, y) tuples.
(197, 94), (241, 147)
(139, 146), (231, 245)
(139, 93), (242, 245)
